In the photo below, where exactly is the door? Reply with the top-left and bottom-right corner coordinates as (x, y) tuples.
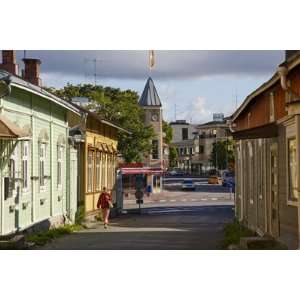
(270, 143), (279, 237)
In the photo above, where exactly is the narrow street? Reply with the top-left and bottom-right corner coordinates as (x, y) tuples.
(41, 179), (234, 250)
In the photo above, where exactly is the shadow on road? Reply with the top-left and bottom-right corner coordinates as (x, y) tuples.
(41, 205), (234, 250)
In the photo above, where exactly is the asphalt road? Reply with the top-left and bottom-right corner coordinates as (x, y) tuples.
(41, 203), (234, 250)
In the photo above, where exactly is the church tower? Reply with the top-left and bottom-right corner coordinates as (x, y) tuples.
(139, 77), (163, 192)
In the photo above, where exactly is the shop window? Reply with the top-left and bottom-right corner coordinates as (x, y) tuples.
(288, 138), (297, 201)
(199, 145), (204, 154)
(39, 143), (46, 189)
(87, 150), (94, 193)
(22, 141), (29, 191)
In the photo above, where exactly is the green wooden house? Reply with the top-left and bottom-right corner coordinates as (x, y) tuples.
(0, 51), (80, 236)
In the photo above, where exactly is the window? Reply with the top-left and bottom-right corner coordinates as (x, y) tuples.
(182, 128), (188, 140)
(95, 151), (101, 191)
(107, 154), (112, 190)
(57, 145), (63, 188)
(199, 145), (204, 154)
(8, 157), (16, 198)
(270, 92), (275, 122)
(39, 143), (46, 189)
(101, 152), (106, 189)
(189, 147), (193, 155)
(288, 138), (297, 201)
(152, 140), (159, 159)
(22, 141), (29, 191)
(87, 150), (94, 192)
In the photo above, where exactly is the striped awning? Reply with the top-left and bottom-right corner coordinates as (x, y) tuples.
(0, 115), (29, 139)
(121, 167), (163, 175)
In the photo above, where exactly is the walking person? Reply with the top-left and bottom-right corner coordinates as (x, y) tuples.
(97, 187), (113, 229)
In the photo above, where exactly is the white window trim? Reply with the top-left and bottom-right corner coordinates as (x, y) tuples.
(39, 143), (46, 192)
(287, 136), (298, 205)
(22, 141), (30, 193)
(57, 144), (64, 190)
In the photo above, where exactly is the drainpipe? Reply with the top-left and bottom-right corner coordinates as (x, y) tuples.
(277, 64), (300, 100)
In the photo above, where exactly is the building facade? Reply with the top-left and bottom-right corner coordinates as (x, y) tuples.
(0, 51), (79, 236)
(196, 115), (231, 174)
(69, 106), (129, 216)
(170, 120), (199, 174)
(231, 50), (300, 249)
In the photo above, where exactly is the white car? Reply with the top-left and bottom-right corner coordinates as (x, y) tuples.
(181, 179), (196, 190)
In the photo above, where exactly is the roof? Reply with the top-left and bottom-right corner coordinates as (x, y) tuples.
(0, 70), (81, 115)
(139, 77), (162, 107)
(232, 51), (300, 122)
(197, 120), (228, 129)
(0, 114), (29, 139)
(71, 102), (131, 134)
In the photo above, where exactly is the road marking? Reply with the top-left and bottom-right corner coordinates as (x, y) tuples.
(201, 198), (208, 201)
(211, 198), (218, 201)
(160, 200), (167, 202)
(170, 200), (176, 202)
(182, 199), (187, 202)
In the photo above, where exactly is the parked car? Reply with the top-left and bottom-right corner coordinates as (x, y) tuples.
(222, 171), (235, 187)
(169, 169), (185, 176)
(208, 176), (222, 185)
(181, 179), (196, 190)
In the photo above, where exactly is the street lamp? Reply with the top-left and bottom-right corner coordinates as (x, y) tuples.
(213, 129), (217, 173)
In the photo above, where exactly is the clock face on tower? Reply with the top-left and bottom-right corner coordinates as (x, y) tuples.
(151, 113), (158, 121)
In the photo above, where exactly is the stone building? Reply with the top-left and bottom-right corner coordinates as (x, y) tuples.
(138, 77), (164, 192)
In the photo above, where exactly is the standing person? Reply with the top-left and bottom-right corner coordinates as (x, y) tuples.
(97, 187), (113, 229)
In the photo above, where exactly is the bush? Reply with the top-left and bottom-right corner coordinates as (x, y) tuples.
(221, 220), (255, 249)
(26, 224), (82, 246)
(75, 205), (85, 225)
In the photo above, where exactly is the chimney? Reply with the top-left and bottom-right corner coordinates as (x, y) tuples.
(0, 50), (19, 75)
(22, 58), (42, 86)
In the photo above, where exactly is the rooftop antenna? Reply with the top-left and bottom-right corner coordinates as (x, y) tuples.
(84, 58), (103, 86)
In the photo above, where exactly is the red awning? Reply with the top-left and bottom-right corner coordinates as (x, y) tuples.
(121, 167), (163, 175)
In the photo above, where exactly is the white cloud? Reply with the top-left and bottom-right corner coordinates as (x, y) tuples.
(175, 97), (213, 124)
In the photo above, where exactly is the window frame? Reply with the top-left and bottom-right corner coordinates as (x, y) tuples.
(57, 144), (64, 189)
(87, 150), (94, 193)
(152, 140), (159, 160)
(22, 141), (30, 193)
(95, 151), (101, 191)
(39, 143), (46, 191)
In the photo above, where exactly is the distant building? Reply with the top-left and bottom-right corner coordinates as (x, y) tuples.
(71, 97), (92, 108)
(170, 120), (200, 174)
(196, 116), (231, 173)
(170, 115), (231, 175)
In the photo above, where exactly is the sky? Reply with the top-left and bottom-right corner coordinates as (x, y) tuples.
(16, 50), (284, 124)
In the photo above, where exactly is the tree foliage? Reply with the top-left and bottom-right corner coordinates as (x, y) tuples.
(210, 140), (235, 170)
(45, 83), (155, 162)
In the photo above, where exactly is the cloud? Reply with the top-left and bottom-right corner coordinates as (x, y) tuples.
(175, 97), (212, 123)
(15, 50), (284, 82)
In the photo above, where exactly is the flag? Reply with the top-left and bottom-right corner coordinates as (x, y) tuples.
(149, 50), (155, 70)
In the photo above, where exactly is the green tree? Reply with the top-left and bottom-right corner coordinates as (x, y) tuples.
(162, 120), (173, 144)
(169, 146), (178, 168)
(45, 84), (155, 163)
(210, 140), (234, 170)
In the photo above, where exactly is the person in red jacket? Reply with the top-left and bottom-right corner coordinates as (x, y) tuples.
(97, 187), (113, 229)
